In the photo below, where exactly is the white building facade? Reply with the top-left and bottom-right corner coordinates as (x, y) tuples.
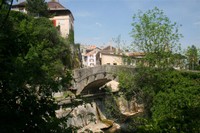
(86, 50), (97, 67)
(80, 45), (101, 67)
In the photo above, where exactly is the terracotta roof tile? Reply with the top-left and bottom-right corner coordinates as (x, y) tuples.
(100, 45), (123, 55)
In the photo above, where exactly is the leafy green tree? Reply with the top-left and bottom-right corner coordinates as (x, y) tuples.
(118, 67), (200, 132)
(0, 11), (72, 132)
(131, 7), (182, 68)
(26, 0), (49, 17)
(185, 45), (199, 70)
(118, 69), (136, 100)
(149, 70), (200, 132)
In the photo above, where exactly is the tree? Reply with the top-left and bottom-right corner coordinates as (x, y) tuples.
(131, 7), (182, 68)
(185, 45), (199, 70)
(0, 11), (72, 132)
(0, 0), (14, 28)
(118, 68), (200, 132)
(26, 0), (49, 17)
(149, 70), (200, 132)
(119, 67), (200, 133)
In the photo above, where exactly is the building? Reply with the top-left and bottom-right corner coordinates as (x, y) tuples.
(97, 45), (146, 66)
(98, 45), (123, 65)
(12, 0), (74, 38)
(85, 49), (97, 67)
(80, 45), (101, 67)
(97, 45), (187, 69)
(48, 1), (74, 38)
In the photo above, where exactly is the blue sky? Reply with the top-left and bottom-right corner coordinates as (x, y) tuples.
(16, 0), (200, 50)
(60, 0), (200, 50)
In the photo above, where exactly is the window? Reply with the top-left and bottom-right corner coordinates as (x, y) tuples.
(89, 59), (94, 62)
(84, 56), (87, 61)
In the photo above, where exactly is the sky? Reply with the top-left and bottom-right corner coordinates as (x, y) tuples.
(16, 0), (200, 50)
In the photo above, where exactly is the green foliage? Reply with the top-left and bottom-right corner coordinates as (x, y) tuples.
(150, 71), (200, 132)
(185, 45), (200, 70)
(118, 67), (200, 132)
(103, 94), (125, 123)
(131, 7), (182, 68)
(67, 29), (75, 44)
(0, 11), (72, 132)
(26, 0), (49, 17)
(71, 43), (81, 69)
(118, 68), (160, 117)
(66, 29), (81, 68)
(118, 70), (136, 100)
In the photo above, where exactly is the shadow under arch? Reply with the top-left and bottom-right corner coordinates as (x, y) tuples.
(80, 79), (112, 95)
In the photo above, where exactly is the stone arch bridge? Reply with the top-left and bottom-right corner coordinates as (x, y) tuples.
(72, 65), (136, 95)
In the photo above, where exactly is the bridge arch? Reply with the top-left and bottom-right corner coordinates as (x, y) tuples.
(72, 65), (136, 95)
(80, 79), (111, 95)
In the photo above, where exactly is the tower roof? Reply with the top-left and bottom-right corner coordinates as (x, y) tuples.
(47, 1), (66, 10)
(13, 1), (69, 11)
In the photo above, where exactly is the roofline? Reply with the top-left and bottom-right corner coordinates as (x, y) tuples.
(49, 8), (74, 20)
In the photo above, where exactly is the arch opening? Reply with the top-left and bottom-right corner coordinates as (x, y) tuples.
(80, 79), (111, 95)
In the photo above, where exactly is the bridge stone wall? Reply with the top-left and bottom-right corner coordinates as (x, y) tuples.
(72, 65), (136, 95)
